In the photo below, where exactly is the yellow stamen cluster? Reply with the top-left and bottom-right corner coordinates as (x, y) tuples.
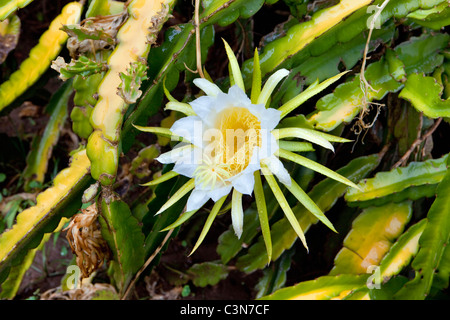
(216, 107), (261, 175)
(195, 107), (262, 189)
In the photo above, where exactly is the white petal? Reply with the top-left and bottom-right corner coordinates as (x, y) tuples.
(208, 184), (232, 202)
(259, 132), (279, 160)
(232, 172), (255, 195)
(193, 78), (223, 97)
(156, 143), (193, 164)
(173, 162), (197, 178)
(170, 116), (203, 147)
(259, 107), (282, 132)
(264, 155), (291, 186)
(186, 188), (210, 212)
(228, 85), (252, 107)
(231, 189), (244, 239)
(189, 96), (215, 123)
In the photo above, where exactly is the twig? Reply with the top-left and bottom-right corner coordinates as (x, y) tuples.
(360, 0), (390, 104)
(392, 117), (443, 169)
(121, 228), (174, 300)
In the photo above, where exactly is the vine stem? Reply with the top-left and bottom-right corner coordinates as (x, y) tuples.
(352, 0), (391, 146)
(121, 228), (174, 300)
(360, 0), (390, 103)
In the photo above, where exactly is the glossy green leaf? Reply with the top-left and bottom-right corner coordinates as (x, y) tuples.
(345, 154), (449, 207)
(242, 0), (373, 82)
(85, 0), (125, 17)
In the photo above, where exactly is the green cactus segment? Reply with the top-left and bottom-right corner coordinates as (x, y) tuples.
(307, 33), (450, 131)
(0, 0), (33, 20)
(0, 2), (83, 113)
(259, 274), (369, 300)
(52, 55), (108, 81)
(406, 1), (450, 30)
(242, 0), (373, 81)
(330, 201), (412, 276)
(22, 80), (73, 190)
(379, 219), (427, 280)
(87, 0), (174, 185)
(99, 194), (145, 294)
(399, 73), (450, 118)
(345, 154), (449, 207)
(71, 72), (104, 140)
(395, 169), (450, 299)
(86, 0), (125, 17)
(0, 149), (92, 280)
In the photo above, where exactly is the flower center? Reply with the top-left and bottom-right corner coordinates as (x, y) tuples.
(217, 107), (261, 172)
(195, 107), (262, 189)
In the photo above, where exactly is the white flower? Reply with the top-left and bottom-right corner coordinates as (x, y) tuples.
(136, 40), (358, 258)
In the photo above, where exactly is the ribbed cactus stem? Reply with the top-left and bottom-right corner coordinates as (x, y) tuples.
(87, 0), (173, 185)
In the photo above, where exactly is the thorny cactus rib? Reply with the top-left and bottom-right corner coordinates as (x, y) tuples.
(86, 0), (174, 186)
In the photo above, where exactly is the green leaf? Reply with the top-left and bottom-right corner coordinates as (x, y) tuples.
(394, 169), (450, 299)
(330, 201), (412, 276)
(399, 73), (450, 118)
(99, 194), (145, 294)
(345, 154), (449, 207)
